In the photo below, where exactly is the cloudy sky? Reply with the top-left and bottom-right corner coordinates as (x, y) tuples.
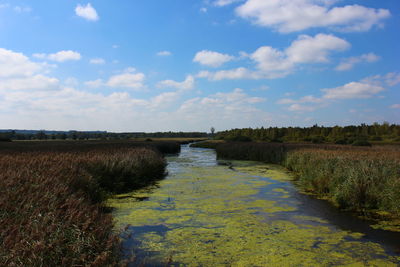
(0, 0), (399, 132)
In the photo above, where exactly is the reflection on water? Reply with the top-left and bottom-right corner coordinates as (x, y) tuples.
(107, 145), (400, 266)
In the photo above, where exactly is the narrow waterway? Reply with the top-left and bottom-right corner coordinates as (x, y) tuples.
(107, 145), (400, 266)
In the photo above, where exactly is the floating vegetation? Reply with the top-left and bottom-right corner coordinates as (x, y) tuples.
(108, 148), (400, 266)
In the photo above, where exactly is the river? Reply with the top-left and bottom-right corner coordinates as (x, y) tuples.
(107, 145), (400, 266)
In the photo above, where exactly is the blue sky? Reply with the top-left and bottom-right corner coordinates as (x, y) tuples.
(0, 0), (399, 132)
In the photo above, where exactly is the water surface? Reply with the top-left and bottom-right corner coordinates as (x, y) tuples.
(108, 145), (400, 266)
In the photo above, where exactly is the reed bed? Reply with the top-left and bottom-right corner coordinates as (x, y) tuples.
(215, 142), (400, 215)
(0, 145), (167, 266)
(285, 149), (400, 214)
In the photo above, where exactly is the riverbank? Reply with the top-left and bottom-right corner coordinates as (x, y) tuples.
(192, 141), (400, 229)
(0, 140), (179, 266)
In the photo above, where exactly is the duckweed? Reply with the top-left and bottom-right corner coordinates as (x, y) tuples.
(107, 148), (400, 266)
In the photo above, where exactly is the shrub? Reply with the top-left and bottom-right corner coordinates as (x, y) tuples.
(352, 140), (372, 146)
(334, 139), (347, 145)
(226, 135), (252, 142)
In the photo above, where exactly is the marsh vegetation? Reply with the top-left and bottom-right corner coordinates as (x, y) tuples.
(0, 140), (179, 266)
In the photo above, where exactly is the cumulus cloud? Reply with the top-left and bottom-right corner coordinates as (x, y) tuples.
(336, 53), (380, 71)
(84, 79), (104, 88)
(277, 72), (400, 113)
(157, 75), (195, 91)
(322, 82), (385, 99)
(390, 104), (400, 109)
(287, 104), (318, 112)
(0, 75), (58, 91)
(285, 34), (350, 63)
(277, 73), (396, 112)
(362, 72), (400, 87)
(213, 0), (244, 6)
(106, 68), (145, 90)
(33, 50), (81, 62)
(157, 51), (172, 56)
(0, 48), (272, 131)
(193, 50), (234, 67)
(89, 58), (105, 64)
(235, 0), (390, 33)
(0, 48), (59, 92)
(198, 34), (349, 80)
(75, 3), (99, 21)
(175, 88), (270, 129)
(0, 48), (44, 78)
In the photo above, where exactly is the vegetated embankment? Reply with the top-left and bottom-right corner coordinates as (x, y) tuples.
(208, 141), (400, 222)
(0, 141), (179, 266)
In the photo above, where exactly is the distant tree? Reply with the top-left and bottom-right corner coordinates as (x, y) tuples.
(210, 127), (215, 136)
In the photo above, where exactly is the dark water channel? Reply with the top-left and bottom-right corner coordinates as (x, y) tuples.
(108, 145), (400, 266)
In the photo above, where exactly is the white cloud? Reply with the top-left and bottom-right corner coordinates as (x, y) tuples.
(336, 53), (380, 71)
(106, 69), (145, 90)
(277, 73), (395, 112)
(84, 79), (104, 88)
(198, 34), (349, 80)
(285, 34), (350, 63)
(200, 7), (208, 13)
(193, 50), (234, 67)
(0, 75), (58, 91)
(156, 51), (172, 56)
(0, 48), (272, 131)
(197, 67), (257, 80)
(175, 88), (269, 129)
(14, 6), (31, 13)
(157, 75), (195, 91)
(0, 48), (44, 78)
(235, 0), (390, 33)
(322, 82), (385, 99)
(33, 50), (81, 62)
(89, 58), (105, 64)
(214, 0), (243, 7)
(287, 104), (318, 112)
(0, 48), (59, 92)
(75, 3), (99, 21)
(277, 95), (322, 105)
(390, 104), (400, 109)
(363, 72), (400, 87)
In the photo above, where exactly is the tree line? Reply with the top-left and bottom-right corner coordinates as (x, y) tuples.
(215, 122), (400, 144)
(0, 130), (209, 141)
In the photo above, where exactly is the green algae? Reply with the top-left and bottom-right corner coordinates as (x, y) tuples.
(107, 155), (400, 266)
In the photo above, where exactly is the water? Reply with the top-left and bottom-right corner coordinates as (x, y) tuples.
(108, 145), (400, 266)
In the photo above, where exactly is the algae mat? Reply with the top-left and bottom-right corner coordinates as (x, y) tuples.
(107, 146), (400, 266)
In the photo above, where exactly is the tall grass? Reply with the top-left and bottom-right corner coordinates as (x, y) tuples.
(0, 144), (168, 266)
(215, 142), (400, 216)
(0, 139), (181, 154)
(285, 149), (400, 214)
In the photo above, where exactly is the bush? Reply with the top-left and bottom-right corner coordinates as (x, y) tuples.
(311, 136), (325, 144)
(227, 135), (252, 142)
(334, 139), (347, 145)
(352, 140), (372, 146)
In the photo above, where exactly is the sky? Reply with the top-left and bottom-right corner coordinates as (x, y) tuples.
(0, 0), (399, 132)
